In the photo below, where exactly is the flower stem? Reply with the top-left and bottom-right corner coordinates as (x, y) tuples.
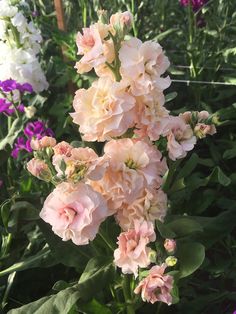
(122, 275), (135, 314)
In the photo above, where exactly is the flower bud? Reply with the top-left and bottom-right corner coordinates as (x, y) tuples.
(165, 256), (178, 267)
(164, 239), (176, 253)
(110, 11), (133, 36)
(25, 106), (36, 118)
(148, 250), (157, 263)
(30, 138), (42, 151)
(27, 158), (51, 182)
(40, 136), (56, 148)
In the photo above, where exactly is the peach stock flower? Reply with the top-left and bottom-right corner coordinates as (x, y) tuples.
(182, 110), (216, 139)
(134, 263), (173, 305)
(114, 220), (155, 277)
(116, 188), (167, 231)
(161, 116), (196, 160)
(71, 77), (136, 141)
(52, 146), (107, 182)
(119, 37), (170, 96)
(134, 89), (169, 141)
(40, 182), (108, 245)
(75, 22), (112, 74)
(90, 139), (167, 213)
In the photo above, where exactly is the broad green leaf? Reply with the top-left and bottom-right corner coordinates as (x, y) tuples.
(166, 218), (203, 237)
(79, 299), (112, 314)
(165, 92), (178, 103)
(176, 153), (199, 180)
(207, 166), (231, 186)
(177, 242), (205, 278)
(38, 221), (91, 269)
(8, 285), (81, 314)
(78, 256), (115, 301)
(0, 245), (55, 277)
(156, 220), (176, 238)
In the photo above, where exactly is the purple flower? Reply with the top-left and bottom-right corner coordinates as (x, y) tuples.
(11, 137), (32, 158)
(180, 0), (190, 6)
(24, 121), (46, 138)
(179, 0), (208, 11)
(0, 180), (3, 188)
(17, 104), (25, 113)
(0, 98), (14, 115)
(0, 79), (20, 92)
(18, 83), (33, 94)
(32, 10), (39, 17)
(0, 79), (33, 94)
(24, 121), (54, 139)
(196, 15), (206, 27)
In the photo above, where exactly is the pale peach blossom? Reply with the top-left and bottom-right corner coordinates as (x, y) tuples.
(116, 188), (167, 231)
(104, 138), (167, 187)
(27, 158), (51, 181)
(53, 141), (73, 157)
(114, 220), (155, 277)
(52, 146), (107, 182)
(40, 182), (108, 245)
(134, 89), (169, 141)
(71, 77), (136, 141)
(161, 116), (196, 160)
(182, 111), (216, 138)
(110, 11), (133, 30)
(134, 263), (173, 305)
(119, 37), (170, 96)
(39, 136), (56, 148)
(89, 166), (145, 214)
(164, 239), (176, 253)
(75, 22), (110, 74)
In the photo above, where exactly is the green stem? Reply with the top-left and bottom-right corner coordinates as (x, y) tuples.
(122, 275), (135, 314)
(162, 159), (182, 193)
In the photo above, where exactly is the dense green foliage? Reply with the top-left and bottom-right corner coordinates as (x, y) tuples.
(0, 1), (235, 313)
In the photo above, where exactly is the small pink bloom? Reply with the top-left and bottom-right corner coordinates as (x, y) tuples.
(27, 158), (51, 181)
(119, 37), (170, 96)
(39, 136), (56, 148)
(114, 220), (156, 277)
(162, 116), (196, 160)
(134, 264), (173, 305)
(40, 182), (108, 245)
(71, 77), (136, 141)
(53, 141), (73, 156)
(30, 138), (41, 151)
(164, 239), (176, 253)
(110, 11), (133, 29)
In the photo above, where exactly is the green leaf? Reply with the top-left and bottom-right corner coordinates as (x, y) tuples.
(8, 285), (81, 314)
(207, 166), (231, 186)
(156, 220), (176, 238)
(38, 220), (91, 269)
(154, 28), (178, 41)
(79, 299), (112, 314)
(176, 153), (199, 180)
(0, 118), (23, 150)
(166, 218), (203, 237)
(165, 92), (178, 103)
(177, 242), (205, 278)
(78, 256), (115, 301)
(0, 245), (55, 277)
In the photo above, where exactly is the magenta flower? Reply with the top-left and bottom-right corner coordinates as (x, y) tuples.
(12, 121), (54, 158)
(0, 79), (33, 94)
(11, 137), (32, 158)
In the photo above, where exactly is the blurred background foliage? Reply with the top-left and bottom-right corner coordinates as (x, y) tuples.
(0, 0), (236, 313)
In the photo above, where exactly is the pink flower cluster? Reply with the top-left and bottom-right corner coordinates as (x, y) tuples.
(26, 10), (217, 307)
